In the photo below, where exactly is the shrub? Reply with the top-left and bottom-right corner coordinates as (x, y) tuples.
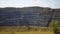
(50, 20), (58, 32)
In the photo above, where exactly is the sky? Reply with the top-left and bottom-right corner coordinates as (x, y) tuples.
(0, 0), (60, 8)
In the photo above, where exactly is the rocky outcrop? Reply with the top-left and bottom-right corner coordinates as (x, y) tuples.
(0, 6), (59, 27)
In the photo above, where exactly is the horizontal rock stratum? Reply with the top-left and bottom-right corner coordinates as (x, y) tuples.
(0, 6), (60, 27)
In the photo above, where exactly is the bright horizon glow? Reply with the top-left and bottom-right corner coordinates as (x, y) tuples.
(0, 0), (60, 8)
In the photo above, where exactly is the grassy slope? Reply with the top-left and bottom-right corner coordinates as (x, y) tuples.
(0, 26), (54, 34)
(0, 32), (54, 34)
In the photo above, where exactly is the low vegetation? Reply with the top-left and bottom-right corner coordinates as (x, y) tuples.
(0, 26), (54, 34)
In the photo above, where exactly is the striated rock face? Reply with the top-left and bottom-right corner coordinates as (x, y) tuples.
(0, 6), (59, 26)
(52, 9), (60, 26)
